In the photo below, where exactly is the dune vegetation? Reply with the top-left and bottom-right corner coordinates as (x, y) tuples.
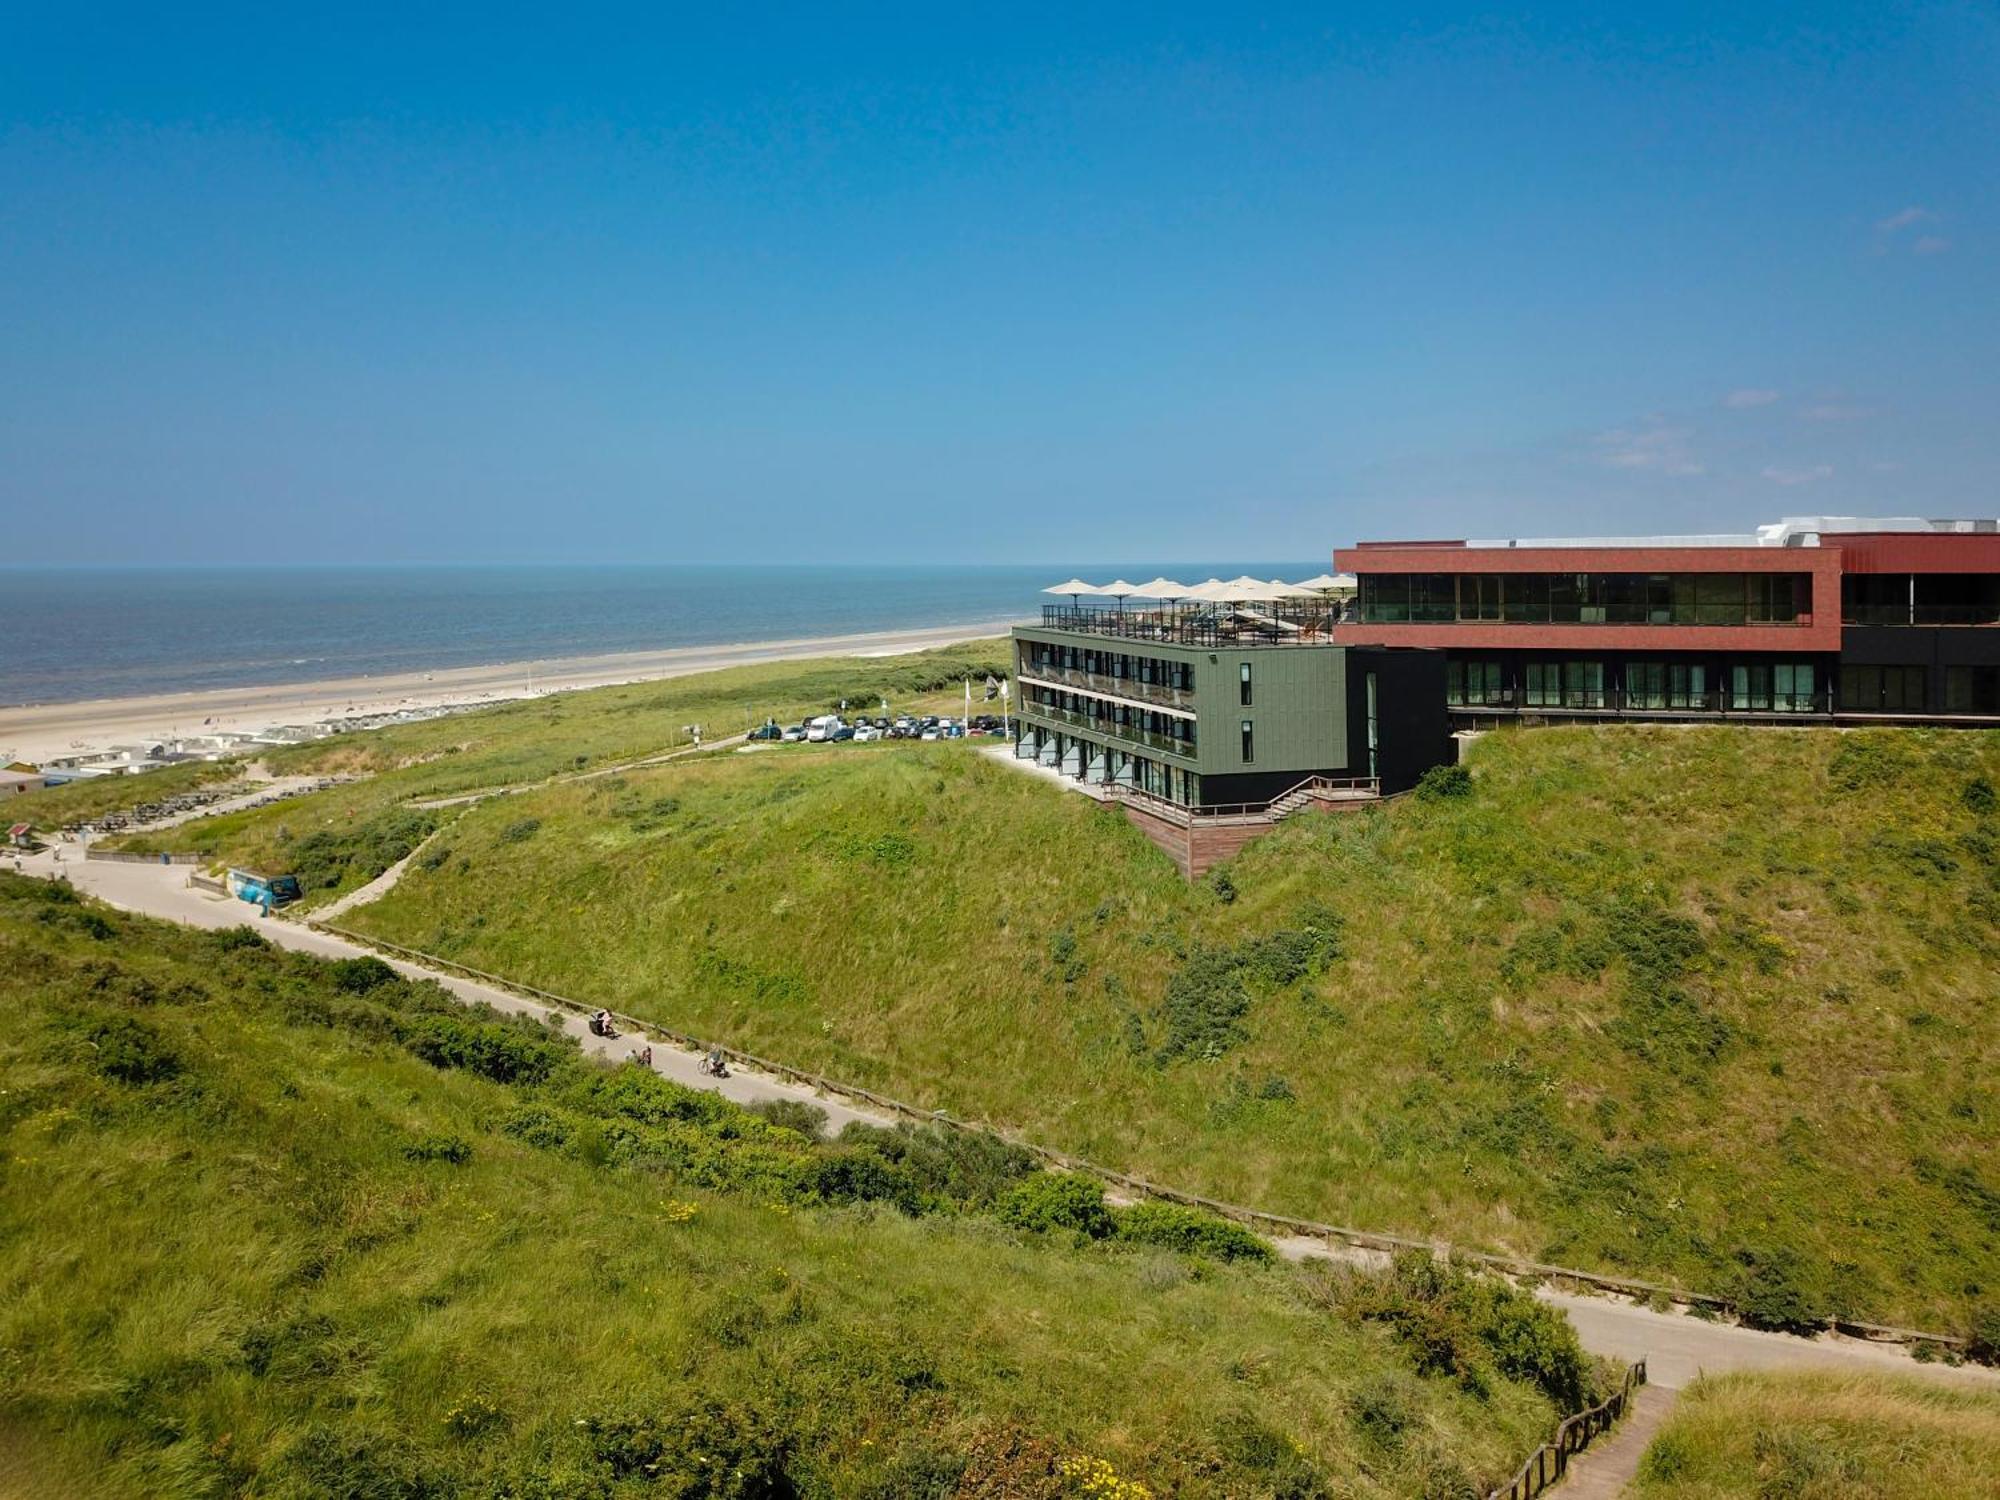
(325, 724), (2000, 1337)
(0, 873), (1592, 1497)
(95, 641), (1007, 905)
(1631, 1370), (2000, 1498)
(8, 756), (245, 830)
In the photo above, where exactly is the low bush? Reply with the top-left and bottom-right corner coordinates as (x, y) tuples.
(1113, 1202), (1272, 1263)
(751, 1098), (830, 1140)
(838, 1122), (1038, 1209)
(402, 1132), (472, 1164)
(402, 1013), (568, 1085)
(1337, 1252), (1593, 1412)
(997, 1173), (1116, 1239)
(1415, 763), (1472, 801)
(1730, 1243), (1829, 1336)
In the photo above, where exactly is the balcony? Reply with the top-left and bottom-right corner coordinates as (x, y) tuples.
(1016, 661), (1195, 712)
(1448, 688), (1833, 717)
(1018, 699), (1197, 760)
(1843, 605), (2000, 627)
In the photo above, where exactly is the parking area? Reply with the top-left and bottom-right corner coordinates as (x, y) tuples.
(745, 711), (1012, 745)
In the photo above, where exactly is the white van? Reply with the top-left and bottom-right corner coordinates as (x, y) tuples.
(805, 714), (843, 742)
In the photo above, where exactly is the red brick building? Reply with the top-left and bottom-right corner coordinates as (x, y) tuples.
(1333, 516), (2000, 723)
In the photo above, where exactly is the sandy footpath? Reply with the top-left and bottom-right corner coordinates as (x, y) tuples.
(0, 618), (1023, 763)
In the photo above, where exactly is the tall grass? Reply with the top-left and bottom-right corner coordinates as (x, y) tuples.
(1632, 1370), (2000, 1497)
(0, 873), (1577, 1497)
(340, 726), (2000, 1333)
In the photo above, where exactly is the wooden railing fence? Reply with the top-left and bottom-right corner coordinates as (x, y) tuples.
(1485, 1360), (1646, 1500)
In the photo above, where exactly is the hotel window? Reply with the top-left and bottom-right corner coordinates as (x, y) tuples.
(1240, 719), (1255, 762)
(1731, 662), (1817, 712)
(1627, 661), (1666, 710)
(1447, 658), (1505, 706)
(1565, 660), (1605, 707)
(1239, 662), (1253, 706)
(1773, 662), (1816, 712)
(1666, 663), (1707, 709)
(1841, 665), (1927, 712)
(1524, 661), (1558, 707)
(1945, 666), (2000, 714)
(1460, 574), (1504, 621)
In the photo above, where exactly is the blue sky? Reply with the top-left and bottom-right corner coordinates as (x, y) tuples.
(2, 4), (1994, 565)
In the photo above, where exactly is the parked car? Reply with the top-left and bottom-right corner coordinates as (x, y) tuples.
(853, 725), (882, 742)
(747, 722), (784, 741)
(830, 725), (856, 741)
(806, 715), (844, 742)
(781, 725), (807, 742)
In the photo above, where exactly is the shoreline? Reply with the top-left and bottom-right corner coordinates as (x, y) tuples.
(0, 618), (1025, 764)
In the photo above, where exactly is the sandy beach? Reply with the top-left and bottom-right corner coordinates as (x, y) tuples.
(0, 618), (1023, 764)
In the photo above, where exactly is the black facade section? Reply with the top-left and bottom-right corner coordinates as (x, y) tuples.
(1200, 769), (1347, 806)
(1838, 625), (2000, 716)
(1346, 647), (1454, 794)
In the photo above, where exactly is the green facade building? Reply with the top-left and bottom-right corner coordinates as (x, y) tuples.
(1011, 609), (1451, 808)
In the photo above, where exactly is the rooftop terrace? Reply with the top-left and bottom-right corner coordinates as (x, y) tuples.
(1031, 600), (1348, 647)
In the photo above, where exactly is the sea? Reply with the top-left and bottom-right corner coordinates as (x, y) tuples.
(0, 563), (1326, 705)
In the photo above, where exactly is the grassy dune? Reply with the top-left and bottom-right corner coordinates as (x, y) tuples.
(1631, 1371), (2000, 1497)
(7, 756), (244, 830)
(339, 727), (2000, 1333)
(100, 641), (1007, 904)
(0, 874), (1581, 1497)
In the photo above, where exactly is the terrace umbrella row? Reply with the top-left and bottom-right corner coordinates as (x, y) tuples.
(1041, 573), (1356, 602)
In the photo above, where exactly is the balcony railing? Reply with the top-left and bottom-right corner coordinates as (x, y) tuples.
(1361, 609), (1809, 627)
(1016, 662), (1195, 712)
(1843, 605), (2000, 626)
(1037, 602), (1342, 646)
(1448, 688), (1833, 716)
(1018, 699), (1197, 760)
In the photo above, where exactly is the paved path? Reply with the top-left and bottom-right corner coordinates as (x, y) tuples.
(410, 731), (748, 809)
(25, 850), (889, 1136)
(1552, 1384), (1674, 1499)
(18, 848), (2000, 1415)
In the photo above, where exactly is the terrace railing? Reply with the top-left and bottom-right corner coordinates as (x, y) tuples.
(1104, 773), (1380, 825)
(1449, 688), (1835, 716)
(1844, 604), (2000, 626)
(1037, 603), (1340, 646)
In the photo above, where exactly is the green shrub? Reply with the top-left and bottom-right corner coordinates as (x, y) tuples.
(1113, 1202), (1272, 1262)
(750, 1098), (830, 1140)
(1415, 763), (1472, 800)
(579, 1400), (791, 1493)
(837, 1123), (1038, 1209)
(287, 808), (439, 894)
(997, 1173), (1115, 1239)
(498, 818), (542, 844)
(1965, 776), (1997, 814)
(1731, 1243), (1829, 1336)
(61, 1010), (181, 1085)
(1340, 1252), (1593, 1411)
(402, 1014), (567, 1085)
(1154, 946), (1254, 1063)
(329, 956), (400, 994)
(402, 1132), (472, 1165)
(808, 1149), (924, 1214)
(1965, 1303), (2000, 1366)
